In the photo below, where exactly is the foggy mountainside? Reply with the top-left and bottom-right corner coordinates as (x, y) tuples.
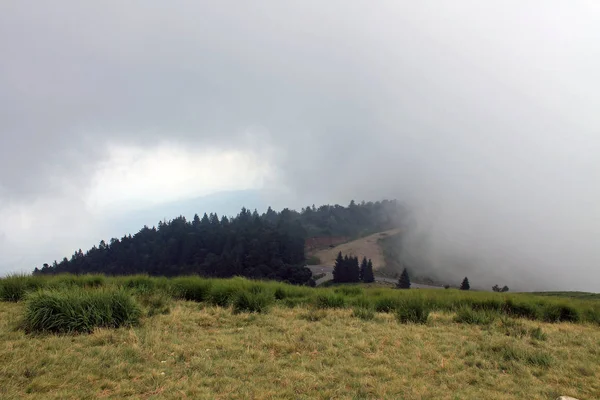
(33, 200), (404, 284)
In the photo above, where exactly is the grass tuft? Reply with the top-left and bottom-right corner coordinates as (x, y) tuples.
(314, 293), (346, 309)
(396, 298), (429, 324)
(454, 306), (498, 325)
(233, 291), (274, 314)
(352, 307), (375, 321)
(22, 288), (140, 334)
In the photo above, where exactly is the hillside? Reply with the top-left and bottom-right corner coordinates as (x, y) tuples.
(310, 229), (401, 269)
(32, 200), (405, 285)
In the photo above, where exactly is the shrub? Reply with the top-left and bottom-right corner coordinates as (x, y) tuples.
(233, 291), (273, 313)
(314, 293), (346, 309)
(23, 288), (141, 334)
(352, 307), (375, 321)
(396, 298), (430, 324)
(542, 303), (581, 323)
(454, 307), (498, 325)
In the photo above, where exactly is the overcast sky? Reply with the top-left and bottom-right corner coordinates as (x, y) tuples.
(1, 1), (599, 291)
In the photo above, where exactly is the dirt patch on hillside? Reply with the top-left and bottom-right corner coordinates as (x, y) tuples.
(312, 229), (400, 269)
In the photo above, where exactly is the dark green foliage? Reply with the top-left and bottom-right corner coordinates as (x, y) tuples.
(542, 303), (581, 323)
(23, 288), (140, 334)
(374, 297), (400, 313)
(454, 306), (498, 324)
(171, 277), (212, 302)
(208, 284), (240, 307)
(360, 258), (375, 283)
(493, 284), (510, 293)
(460, 277), (470, 291)
(332, 252), (361, 283)
(503, 299), (541, 320)
(233, 291), (274, 313)
(0, 275), (42, 302)
(397, 268), (411, 289)
(396, 298), (429, 324)
(34, 200), (406, 284)
(314, 293), (346, 309)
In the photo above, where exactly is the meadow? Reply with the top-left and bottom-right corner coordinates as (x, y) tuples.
(0, 274), (599, 399)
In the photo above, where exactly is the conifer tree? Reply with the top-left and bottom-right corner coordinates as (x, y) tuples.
(363, 259), (375, 283)
(359, 257), (368, 282)
(333, 251), (345, 283)
(460, 277), (470, 291)
(350, 256), (360, 282)
(397, 268), (411, 289)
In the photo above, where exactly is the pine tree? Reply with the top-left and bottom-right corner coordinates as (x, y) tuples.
(333, 252), (345, 283)
(397, 268), (411, 289)
(363, 259), (375, 283)
(350, 256), (360, 283)
(460, 277), (470, 291)
(359, 257), (368, 282)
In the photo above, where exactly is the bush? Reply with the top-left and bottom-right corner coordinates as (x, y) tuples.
(233, 291), (273, 313)
(314, 293), (346, 309)
(396, 298), (429, 324)
(454, 307), (498, 325)
(352, 307), (375, 321)
(23, 288), (141, 334)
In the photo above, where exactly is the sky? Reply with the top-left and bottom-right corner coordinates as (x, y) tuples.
(1, 1), (599, 291)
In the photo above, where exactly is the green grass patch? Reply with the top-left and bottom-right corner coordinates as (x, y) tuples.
(22, 288), (140, 334)
(314, 293), (346, 309)
(454, 307), (498, 325)
(352, 307), (375, 321)
(396, 298), (430, 324)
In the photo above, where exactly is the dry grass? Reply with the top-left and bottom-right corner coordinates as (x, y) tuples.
(312, 229), (401, 269)
(1, 301), (598, 399)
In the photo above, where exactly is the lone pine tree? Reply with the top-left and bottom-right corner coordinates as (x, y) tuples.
(460, 277), (470, 291)
(397, 268), (411, 289)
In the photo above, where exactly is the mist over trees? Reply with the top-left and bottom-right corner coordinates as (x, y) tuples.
(34, 200), (404, 285)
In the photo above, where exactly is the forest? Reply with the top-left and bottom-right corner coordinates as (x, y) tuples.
(34, 200), (405, 285)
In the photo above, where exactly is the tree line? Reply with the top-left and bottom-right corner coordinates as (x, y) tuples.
(332, 252), (375, 283)
(34, 200), (404, 285)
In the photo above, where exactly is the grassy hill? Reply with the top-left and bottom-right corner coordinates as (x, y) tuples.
(0, 274), (599, 399)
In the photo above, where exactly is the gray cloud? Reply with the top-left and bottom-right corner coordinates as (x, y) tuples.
(1, 1), (600, 291)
